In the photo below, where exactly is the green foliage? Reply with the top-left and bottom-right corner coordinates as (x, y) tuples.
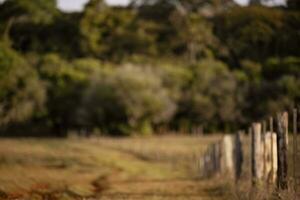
(0, 42), (45, 125)
(37, 54), (88, 135)
(215, 6), (300, 63)
(158, 63), (193, 101)
(177, 59), (238, 131)
(0, 1), (299, 136)
(135, 1), (218, 62)
(278, 75), (300, 100)
(263, 56), (300, 80)
(287, 0), (300, 10)
(13, 13), (81, 57)
(78, 65), (176, 135)
(0, 0), (58, 23)
(240, 60), (262, 83)
(171, 13), (217, 62)
(0, 0), (59, 45)
(80, 5), (156, 61)
(0, 0), (82, 58)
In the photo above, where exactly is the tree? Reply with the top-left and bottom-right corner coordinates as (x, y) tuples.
(215, 6), (286, 64)
(249, 0), (261, 5)
(133, 0), (219, 62)
(79, 65), (176, 135)
(263, 56), (300, 80)
(0, 42), (45, 126)
(80, 3), (157, 61)
(287, 0), (300, 10)
(37, 54), (88, 135)
(9, 12), (82, 57)
(0, 0), (58, 44)
(158, 63), (193, 102)
(170, 12), (217, 63)
(131, 0), (234, 14)
(177, 59), (238, 131)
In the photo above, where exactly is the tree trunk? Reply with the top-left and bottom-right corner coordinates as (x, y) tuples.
(3, 17), (15, 46)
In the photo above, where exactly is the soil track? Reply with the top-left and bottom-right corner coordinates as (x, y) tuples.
(0, 136), (226, 200)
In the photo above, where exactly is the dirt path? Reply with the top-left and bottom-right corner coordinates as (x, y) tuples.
(97, 178), (225, 200)
(71, 140), (226, 200)
(0, 138), (226, 200)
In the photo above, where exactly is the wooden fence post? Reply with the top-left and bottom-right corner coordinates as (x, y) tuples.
(251, 123), (263, 185)
(206, 147), (214, 177)
(223, 135), (234, 179)
(200, 155), (208, 178)
(276, 112), (288, 190)
(222, 134), (243, 182)
(270, 117), (275, 186)
(200, 142), (223, 178)
(293, 108), (298, 197)
(213, 142), (222, 174)
(249, 127), (253, 185)
(262, 121), (267, 180)
(199, 156), (203, 177)
(234, 131), (243, 182)
(204, 152), (210, 178)
(217, 141), (222, 173)
(264, 131), (277, 184)
(210, 144), (216, 175)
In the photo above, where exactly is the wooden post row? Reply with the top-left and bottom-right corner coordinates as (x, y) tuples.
(198, 110), (293, 195)
(251, 121), (279, 186)
(198, 110), (290, 188)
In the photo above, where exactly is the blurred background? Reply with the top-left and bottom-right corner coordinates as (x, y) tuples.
(0, 1), (299, 199)
(0, 0), (299, 137)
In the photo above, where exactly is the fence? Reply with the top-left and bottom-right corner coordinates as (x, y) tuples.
(198, 108), (299, 199)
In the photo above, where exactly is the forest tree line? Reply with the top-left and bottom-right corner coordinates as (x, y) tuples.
(0, 0), (299, 136)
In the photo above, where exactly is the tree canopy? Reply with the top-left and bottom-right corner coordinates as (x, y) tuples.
(0, 42), (45, 126)
(0, 0), (299, 136)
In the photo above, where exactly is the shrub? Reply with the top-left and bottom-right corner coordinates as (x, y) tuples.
(0, 42), (45, 126)
(78, 65), (176, 135)
(177, 59), (238, 132)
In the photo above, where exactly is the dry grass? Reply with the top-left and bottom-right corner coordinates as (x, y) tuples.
(0, 135), (226, 200)
(95, 134), (222, 176)
(6, 133), (296, 200)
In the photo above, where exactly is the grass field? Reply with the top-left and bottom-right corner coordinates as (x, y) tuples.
(0, 135), (228, 200)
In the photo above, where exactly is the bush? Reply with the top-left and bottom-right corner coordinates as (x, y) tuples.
(177, 59), (238, 132)
(0, 42), (45, 126)
(78, 65), (176, 135)
(37, 54), (89, 135)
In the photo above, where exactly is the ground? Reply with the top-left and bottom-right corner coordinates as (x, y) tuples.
(0, 135), (228, 200)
